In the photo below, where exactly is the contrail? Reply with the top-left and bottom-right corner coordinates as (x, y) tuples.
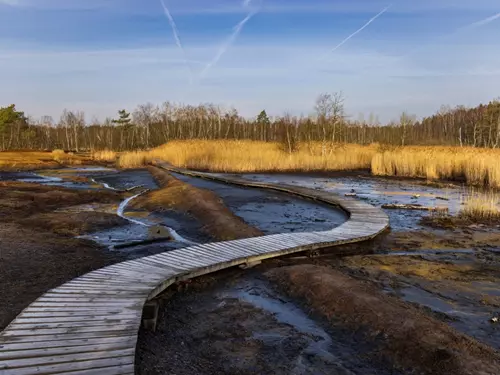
(400, 11), (500, 59)
(461, 11), (500, 31)
(199, 10), (257, 79)
(159, 0), (195, 83)
(329, 4), (392, 54)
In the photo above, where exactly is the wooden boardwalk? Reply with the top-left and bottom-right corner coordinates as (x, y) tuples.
(0, 166), (389, 375)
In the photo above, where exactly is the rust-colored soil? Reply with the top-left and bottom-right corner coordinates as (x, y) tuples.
(0, 181), (126, 330)
(266, 265), (500, 375)
(131, 166), (263, 241)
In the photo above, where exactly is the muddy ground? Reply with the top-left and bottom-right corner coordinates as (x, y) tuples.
(137, 268), (401, 375)
(0, 181), (128, 329)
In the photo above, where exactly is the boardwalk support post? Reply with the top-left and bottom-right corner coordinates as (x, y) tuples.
(142, 300), (160, 332)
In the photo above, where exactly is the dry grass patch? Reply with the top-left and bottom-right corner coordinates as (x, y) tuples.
(372, 146), (500, 188)
(460, 189), (500, 221)
(118, 140), (377, 172)
(92, 149), (117, 162)
(0, 151), (58, 170)
(130, 166), (263, 240)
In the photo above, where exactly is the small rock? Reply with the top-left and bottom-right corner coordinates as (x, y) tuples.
(491, 316), (498, 323)
(412, 194), (421, 199)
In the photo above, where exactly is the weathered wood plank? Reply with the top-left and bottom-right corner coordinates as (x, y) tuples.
(1, 356), (134, 375)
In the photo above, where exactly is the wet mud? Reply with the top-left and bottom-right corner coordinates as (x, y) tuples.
(340, 251), (500, 349)
(136, 270), (399, 375)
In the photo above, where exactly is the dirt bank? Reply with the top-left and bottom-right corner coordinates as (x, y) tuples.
(0, 181), (127, 329)
(131, 166), (263, 240)
(266, 264), (500, 375)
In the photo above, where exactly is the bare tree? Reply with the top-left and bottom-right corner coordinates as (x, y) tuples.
(399, 111), (416, 146)
(314, 92), (345, 153)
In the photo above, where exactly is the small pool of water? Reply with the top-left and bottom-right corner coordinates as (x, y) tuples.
(173, 173), (348, 235)
(229, 174), (466, 232)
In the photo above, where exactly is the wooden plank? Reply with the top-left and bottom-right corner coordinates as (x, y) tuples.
(11, 315), (140, 325)
(2, 324), (139, 337)
(43, 365), (134, 375)
(0, 331), (137, 343)
(1, 348), (135, 369)
(15, 311), (141, 319)
(8, 319), (138, 331)
(0, 336), (136, 352)
(1, 356), (134, 375)
(0, 343), (134, 361)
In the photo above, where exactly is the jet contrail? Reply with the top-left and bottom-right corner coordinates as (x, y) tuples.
(461, 11), (500, 31)
(329, 4), (392, 54)
(199, 10), (257, 79)
(159, 0), (194, 84)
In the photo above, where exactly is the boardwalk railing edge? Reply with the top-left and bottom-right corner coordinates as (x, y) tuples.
(0, 166), (389, 375)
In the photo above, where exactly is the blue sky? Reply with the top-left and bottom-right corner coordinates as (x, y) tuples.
(0, 0), (499, 122)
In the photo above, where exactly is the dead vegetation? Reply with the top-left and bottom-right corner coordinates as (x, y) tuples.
(267, 264), (500, 375)
(117, 140), (377, 171)
(114, 141), (500, 190)
(92, 149), (118, 162)
(0, 150), (92, 171)
(131, 166), (263, 241)
(372, 146), (500, 189)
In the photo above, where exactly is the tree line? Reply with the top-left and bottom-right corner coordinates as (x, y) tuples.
(0, 93), (499, 151)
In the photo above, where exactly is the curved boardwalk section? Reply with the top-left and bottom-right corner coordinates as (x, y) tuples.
(0, 167), (389, 375)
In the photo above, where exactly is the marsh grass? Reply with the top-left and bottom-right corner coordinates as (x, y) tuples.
(117, 141), (500, 189)
(460, 189), (500, 221)
(92, 150), (117, 162)
(372, 146), (500, 188)
(118, 140), (377, 172)
(51, 150), (83, 165)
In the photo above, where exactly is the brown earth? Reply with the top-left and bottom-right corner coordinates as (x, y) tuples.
(131, 166), (263, 240)
(0, 181), (127, 329)
(266, 264), (500, 375)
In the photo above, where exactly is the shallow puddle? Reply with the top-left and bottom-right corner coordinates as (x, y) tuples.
(234, 173), (466, 232)
(173, 173), (348, 235)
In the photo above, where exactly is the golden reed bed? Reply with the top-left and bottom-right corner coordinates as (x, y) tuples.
(111, 141), (500, 220)
(112, 141), (500, 188)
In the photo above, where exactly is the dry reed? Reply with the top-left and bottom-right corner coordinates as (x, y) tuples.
(92, 150), (117, 162)
(51, 150), (82, 165)
(372, 146), (500, 189)
(460, 189), (500, 221)
(117, 141), (500, 190)
(118, 140), (377, 172)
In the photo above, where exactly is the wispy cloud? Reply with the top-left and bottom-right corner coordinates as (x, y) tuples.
(159, 0), (194, 84)
(199, 10), (258, 80)
(328, 4), (392, 54)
